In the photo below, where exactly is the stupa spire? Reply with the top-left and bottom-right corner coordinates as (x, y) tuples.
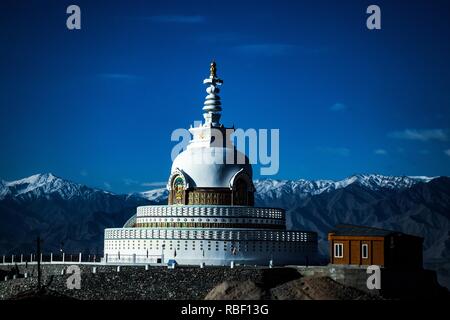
(202, 61), (223, 127)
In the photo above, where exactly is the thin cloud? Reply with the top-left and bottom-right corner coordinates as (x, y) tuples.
(146, 15), (205, 24)
(103, 182), (112, 189)
(80, 169), (88, 177)
(141, 181), (167, 187)
(374, 149), (387, 155)
(445, 149), (450, 157)
(123, 178), (139, 186)
(388, 129), (448, 142)
(330, 103), (347, 112)
(316, 147), (350, 157)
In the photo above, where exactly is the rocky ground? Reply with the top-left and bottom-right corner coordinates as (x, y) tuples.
(0, 265), (448, 300)
(0, 265), (376, 300)
(205, 276), (378, 300)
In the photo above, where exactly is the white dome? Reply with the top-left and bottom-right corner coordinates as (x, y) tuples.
(170, 147), (252, 189)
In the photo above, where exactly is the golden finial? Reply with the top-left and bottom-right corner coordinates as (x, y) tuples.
(210, 60), (217, 78)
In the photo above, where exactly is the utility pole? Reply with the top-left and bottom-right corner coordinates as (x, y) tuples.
(36, 236), (43, 291)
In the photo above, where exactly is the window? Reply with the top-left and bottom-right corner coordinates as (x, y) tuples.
(334, 243), (344, 258)
(173, 176), (185, 204)
(362, 244), (369, 259)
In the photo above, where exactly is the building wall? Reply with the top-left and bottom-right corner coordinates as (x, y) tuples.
(330, 239), (349, 265)
(104, 228), (318, 266)
(168, 188), (255, 206)
(135, 205), (286, 228)
(187, 189), (232, 205)
(350, 240), (360, 264)
(135, 221), (285, 230)
(384, 235), (423, 269)
(328, 235), (385, 266)
(372, 239), (384, 265)
(329, 234), (424, 269)
(104, 238), (317, 266)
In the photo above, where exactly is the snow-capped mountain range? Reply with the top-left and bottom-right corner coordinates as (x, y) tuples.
(137, 188), (169, 202)
(0, 173), (437, 203)
(135, 174), (438, 203)
(255, 174), (436, 195)
(0, 173), (112, 201)
(0, 173), (449, 288)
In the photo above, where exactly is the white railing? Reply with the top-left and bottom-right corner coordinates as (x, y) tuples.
(103, 254), (162, 264)
(0, 253), (162, 266)
(136, 205), (285, 219)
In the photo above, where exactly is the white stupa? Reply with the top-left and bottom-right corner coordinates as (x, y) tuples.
(103, 62), (317, 266)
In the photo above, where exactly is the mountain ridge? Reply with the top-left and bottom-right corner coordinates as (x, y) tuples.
(0, 173), (440, 202)
(0, 173), (448, 271)
(0, 173), (114, 202)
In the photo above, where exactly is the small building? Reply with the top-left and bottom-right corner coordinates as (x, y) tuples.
(328, 225), (423, 269)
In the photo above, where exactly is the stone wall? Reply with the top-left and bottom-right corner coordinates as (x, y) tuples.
(294, 264), (447, 298)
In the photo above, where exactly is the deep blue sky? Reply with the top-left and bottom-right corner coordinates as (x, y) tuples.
(1, 0), (450, 193)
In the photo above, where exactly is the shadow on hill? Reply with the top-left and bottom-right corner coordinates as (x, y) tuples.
(258, 267), (301, 290)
